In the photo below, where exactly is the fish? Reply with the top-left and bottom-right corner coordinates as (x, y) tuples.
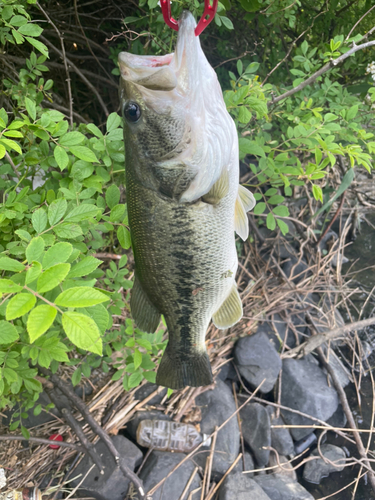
(118, 11), (255, 390)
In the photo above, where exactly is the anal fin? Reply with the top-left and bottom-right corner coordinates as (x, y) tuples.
(130, 276), (161, 333)
(202, 171), (229, 205)
(212, 283), (243, 329)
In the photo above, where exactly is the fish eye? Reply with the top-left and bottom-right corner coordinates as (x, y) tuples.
(123, 101), (141, 123)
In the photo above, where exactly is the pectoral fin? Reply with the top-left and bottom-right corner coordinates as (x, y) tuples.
(238, 185), (256, 212)
(234, 185), (255, 241)
(202, 171), (229, 205)
(130, 276), (161, 333)
(212, 284), (243, 329)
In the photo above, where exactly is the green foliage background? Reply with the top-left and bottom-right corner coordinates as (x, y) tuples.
(0, 0), (375, 427)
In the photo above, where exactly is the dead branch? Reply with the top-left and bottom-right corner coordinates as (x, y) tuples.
(39, 368), (145, 498)
(0, 434), (83, 451)
(285, 316), (375, 358)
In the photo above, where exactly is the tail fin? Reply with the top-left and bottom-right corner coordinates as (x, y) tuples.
(156, 348), (213, 389)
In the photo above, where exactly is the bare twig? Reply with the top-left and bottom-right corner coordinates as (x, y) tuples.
(4, 151), (20, 180)
(270, 38), (375, 106)
(317, 346), (375, 494)
(39, 35), (110, 117)
(316, 192), (346, 246)
(37, 2), (73, 127)
(346, 5), (375, 40)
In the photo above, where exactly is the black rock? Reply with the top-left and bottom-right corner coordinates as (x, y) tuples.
(70, 435), (143, 500)
(266, 406), (295, 457)
(234, 332), (281, 393)
(194, 379), (240, 477)
(126, 410), (171, 441)
(283, 257), (310, 284)
(303, 444), (346, 484)
(274, 241), (296, 260)
(326, 404), (347, 429)
(294, 433), (317, 455)
(138, 451), (200, 500)
(74, 381), (93, 398)
(218, 472), (271, 500)
(254, 474), (314, 500)
(233, 451), (255, 476)
(265, 313), (302, 350)
(280, 358), (339, 441)
(217, 362), (231, 381)
(240, 403), (271, 467)
(134, 383), (167, 406)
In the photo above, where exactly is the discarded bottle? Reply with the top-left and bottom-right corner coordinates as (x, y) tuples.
(0, 488), (42, 500)
(136, 419), (207, 452)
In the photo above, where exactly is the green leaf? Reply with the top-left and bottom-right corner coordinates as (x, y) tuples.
(133, 348), (142, 369)
(25, 37), (48, 57)
(128, 371), (143, 388)
(238, 139), (265, 157)
(37, 263), (71, 293)
(55, 286), (110, 308)
(0, 138), (22, 154)
(25, 97), (36, 121)
(60, 131), (85, 146)
(42, 242), (73, 269)
(18, 23), (43, 36)
(25, 261), (42, 285)
(27, 305), (57, 342)
(143, 371), (156, 383)
(268, 195), (285, 205)
(81, 304), (109, 333)
(238, 106), (252, 124)
(110, 204), (126, 222)
(312, 184), (323, 203)
(0, 257), (25, 272)
(72, 368), (82, 386)
(0, 320), (19, 343)
(117, 226), (131, 249)
(272, 205), (290, 217)
(105, 184), (120, 209)
(253, 202), (266, 215)
(86, 123), (103, 138)
(54, 223), (83, 239)
(266, 212), (276, 231)
(0, 279), (23, 294)
(313, 168), (354, 218)
(26, 237), (45, 264)
(69, 146), (98, 163)
(15, 229), (31, 242)
(65, 204), (99, 222)
(347, 104), (359, 121)
(48, 198), (67, 225)
(54, 146), (69, 170)
(106, 113), (121, 132)
(220, 15), (234, 29)
(32, 208), (47, 234)
(67, 256), (101, 278)
(6, 293), (36, 320)
(277, 218), (289, 235)
(62, 311), (102, 354)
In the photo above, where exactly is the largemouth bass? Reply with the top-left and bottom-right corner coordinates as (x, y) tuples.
(119, 11), (255, 390)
